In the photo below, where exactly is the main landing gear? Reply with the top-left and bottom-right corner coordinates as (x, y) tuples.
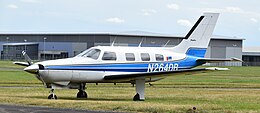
(77, 83), (87, 98)
(133, 79), (145, 101)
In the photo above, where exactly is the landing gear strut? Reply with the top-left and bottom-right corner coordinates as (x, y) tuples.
(133, 79), (145, 101)
(48, 89), (57, 99)
(77, 83), (87, 98)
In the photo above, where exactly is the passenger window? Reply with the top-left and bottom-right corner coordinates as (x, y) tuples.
(141, 53), (150, 61)
(82, 49), (100, 59)
(125, 53), (135, 61)
(155, 54), (164, 61)
(102, 52), (117, 60)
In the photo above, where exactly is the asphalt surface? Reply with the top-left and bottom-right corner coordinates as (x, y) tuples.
(0, 104), (118, 113)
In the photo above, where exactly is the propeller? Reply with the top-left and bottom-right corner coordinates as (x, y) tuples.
(22, 50), (33, 66)
(13, 51), (33, 67)
(19, 51), (47, 83)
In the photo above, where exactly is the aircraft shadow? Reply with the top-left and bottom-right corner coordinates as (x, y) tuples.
(30, 96), (131, 101)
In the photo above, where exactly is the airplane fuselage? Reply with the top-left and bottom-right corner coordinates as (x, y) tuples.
(26, 46), (205, 84)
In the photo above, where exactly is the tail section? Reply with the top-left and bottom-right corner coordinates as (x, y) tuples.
(172, 13), (219, 57)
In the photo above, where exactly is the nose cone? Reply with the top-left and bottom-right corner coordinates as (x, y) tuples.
(24, 64), (39, 74)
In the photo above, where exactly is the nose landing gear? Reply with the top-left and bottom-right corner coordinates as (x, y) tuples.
(48, 89), (57, 99)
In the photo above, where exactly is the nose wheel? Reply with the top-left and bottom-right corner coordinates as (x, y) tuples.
(48, 89), (57, 99)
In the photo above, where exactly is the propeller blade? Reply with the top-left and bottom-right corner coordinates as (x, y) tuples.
(22, 50), (33, 66)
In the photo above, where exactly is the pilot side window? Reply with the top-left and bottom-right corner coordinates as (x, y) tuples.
(155, 54), (164, 61)
(141, 53), (150, 61)
(102, 51), (117, 60)
(82, 49), (101, 60)
(125, 53), (135, 61)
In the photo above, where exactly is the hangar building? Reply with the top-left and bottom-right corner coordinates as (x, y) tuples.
(0, 31), (244, 66)
(242, 47), (260, 66)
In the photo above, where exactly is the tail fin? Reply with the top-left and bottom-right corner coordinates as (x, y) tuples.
(173, 13), (219, 57)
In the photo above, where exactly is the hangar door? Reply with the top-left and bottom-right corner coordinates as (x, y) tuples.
(211, 46), (226, 58)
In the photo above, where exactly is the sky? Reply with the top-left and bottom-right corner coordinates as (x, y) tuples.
(0, 0), (260, 46)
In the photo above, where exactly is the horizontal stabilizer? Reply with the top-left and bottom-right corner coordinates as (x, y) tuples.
(196, 57), (242, 63)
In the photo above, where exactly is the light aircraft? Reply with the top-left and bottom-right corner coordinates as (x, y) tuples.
(14, 13), (241, 101)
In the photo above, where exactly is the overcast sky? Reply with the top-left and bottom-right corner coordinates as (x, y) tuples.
(0, 0), (260, 46)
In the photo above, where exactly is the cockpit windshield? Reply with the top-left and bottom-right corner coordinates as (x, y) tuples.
(76, 49), (101, 60)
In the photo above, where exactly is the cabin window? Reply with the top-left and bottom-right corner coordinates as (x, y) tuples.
(82, 49), (101, 59)
(155, 54), (164, 61)
(125, 53), (135, 61)
(141, 53), (150, 61)
(102, 51), (117, 60)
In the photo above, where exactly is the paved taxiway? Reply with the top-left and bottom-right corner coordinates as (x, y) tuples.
(0, 104), (118, 113)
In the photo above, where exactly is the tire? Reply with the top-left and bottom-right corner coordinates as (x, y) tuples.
(77, 91), (87, 98)
(82, 91), (87, 98)
(48, 94), (57, 99)
(133, 93), (140, 101)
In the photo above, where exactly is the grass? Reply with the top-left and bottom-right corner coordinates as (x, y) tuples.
(0, 60), (24, 69)
(0, 61), (260, 113)
(0, 61), (40, 86)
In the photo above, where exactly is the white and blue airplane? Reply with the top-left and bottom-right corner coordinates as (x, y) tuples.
(15, 13), (241, 101)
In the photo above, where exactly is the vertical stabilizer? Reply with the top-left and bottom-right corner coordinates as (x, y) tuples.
(172, 13), (219, 57)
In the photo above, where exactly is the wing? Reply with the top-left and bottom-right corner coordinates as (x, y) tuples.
(196, 57), (242, 63)
(104, 68), (213, 81)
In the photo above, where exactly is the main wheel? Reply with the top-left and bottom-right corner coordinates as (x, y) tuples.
(133, 93), (144, 101)
(48, 94), (57, 99)
(133, 93), (140, 101)
(77, 91), (87, 98)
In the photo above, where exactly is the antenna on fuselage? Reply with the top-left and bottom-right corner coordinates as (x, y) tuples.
(111, 37), (117, 46)
(138, 38), (144, 47)
(163, 40), (170, 47)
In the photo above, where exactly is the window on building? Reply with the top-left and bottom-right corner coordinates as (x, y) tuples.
(82, 49), (101, 59)
(16, 54), (22, 58)
(16, 46), (21, 50)
(125, 53), (135, 61)
(102, 51), (117, 60)
(155, 54), (164, 61)
(61, 52), (68, 58)
(141, 53), (150, 61)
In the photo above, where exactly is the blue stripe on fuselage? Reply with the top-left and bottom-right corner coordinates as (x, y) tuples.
(45, 56), (203, 72)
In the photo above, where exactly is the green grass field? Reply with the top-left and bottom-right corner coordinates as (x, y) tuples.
(0, 61), (260, 113)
